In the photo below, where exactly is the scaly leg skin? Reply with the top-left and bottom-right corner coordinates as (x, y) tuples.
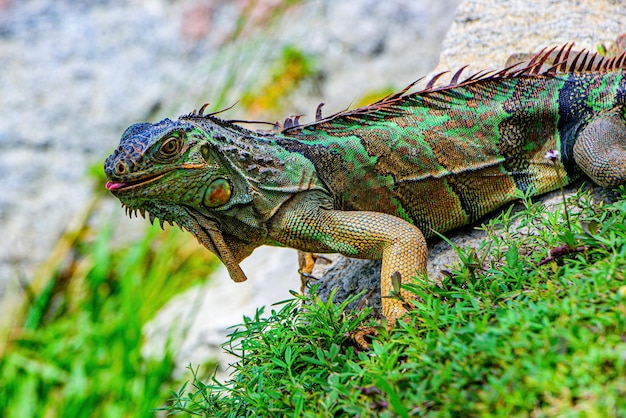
(573, 110), (626, 188)
(270, 193), (428, 349)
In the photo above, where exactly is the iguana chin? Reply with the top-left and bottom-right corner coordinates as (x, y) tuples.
(104, 42), (626, 339)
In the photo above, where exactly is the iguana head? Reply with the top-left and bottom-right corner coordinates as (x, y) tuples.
(104, 117), (250, 222)
(104, 114), (324, 282)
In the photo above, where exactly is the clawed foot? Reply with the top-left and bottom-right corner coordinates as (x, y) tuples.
(350, 315), (412, 350)
(350, 326), (379, 350)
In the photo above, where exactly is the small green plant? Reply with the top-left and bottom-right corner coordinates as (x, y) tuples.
(545, 149), (572, 231)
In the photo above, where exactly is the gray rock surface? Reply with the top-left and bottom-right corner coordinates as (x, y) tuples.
(437, 0), (624, 73)
(142, 246), (300, 379)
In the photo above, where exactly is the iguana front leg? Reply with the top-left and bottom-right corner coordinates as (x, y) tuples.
(269, 192), (427, 329)
(574, 109), (626, 187)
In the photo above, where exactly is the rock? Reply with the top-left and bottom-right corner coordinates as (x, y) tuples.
(437, 0), (624, 72)
(0, 0), (202, 293)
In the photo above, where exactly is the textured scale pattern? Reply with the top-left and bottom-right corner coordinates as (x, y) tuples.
(104, 40), (626, 338)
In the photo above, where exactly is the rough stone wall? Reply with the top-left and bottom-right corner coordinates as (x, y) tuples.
(438, 0), (624, 72)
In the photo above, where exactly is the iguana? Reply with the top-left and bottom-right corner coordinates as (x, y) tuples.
(104, 42), (626, 340)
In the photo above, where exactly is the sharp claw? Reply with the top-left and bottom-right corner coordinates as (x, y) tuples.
(314, 254), (332, 263)
(351, 326), (379, 350)
(297, 269), (318, 281)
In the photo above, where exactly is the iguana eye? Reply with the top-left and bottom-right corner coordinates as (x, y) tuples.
(158, 137), (182, 158)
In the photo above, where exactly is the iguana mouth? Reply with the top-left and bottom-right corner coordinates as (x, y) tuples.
(106, 172), (167, 191)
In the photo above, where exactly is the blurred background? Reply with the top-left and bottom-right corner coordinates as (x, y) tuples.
(0, 0), (459, 415)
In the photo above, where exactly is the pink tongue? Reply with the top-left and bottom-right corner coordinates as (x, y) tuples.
(106, 181), (126, 190)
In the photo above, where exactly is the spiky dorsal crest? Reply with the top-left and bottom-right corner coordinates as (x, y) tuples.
(175, 42), (625, 134)
(279, 42), (626, 134)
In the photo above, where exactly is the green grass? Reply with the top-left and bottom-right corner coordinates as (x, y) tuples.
(163, 185), (626, 417)
(0, 194), (218, 417)
(3, 184), (625, 416)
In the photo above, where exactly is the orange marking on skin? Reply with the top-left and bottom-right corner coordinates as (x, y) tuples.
(180, 163), (206, 169)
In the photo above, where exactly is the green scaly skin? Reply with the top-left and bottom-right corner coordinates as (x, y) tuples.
(104, 42), (626, 336)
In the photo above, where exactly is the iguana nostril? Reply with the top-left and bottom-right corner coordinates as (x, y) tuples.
(115, 161), (127, 175)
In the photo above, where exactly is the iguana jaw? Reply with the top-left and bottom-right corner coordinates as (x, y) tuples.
(105, 172), (168, 192)
(186, 208), (249, 283)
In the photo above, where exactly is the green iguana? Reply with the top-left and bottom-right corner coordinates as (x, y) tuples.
(104, 42), (626, 339)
